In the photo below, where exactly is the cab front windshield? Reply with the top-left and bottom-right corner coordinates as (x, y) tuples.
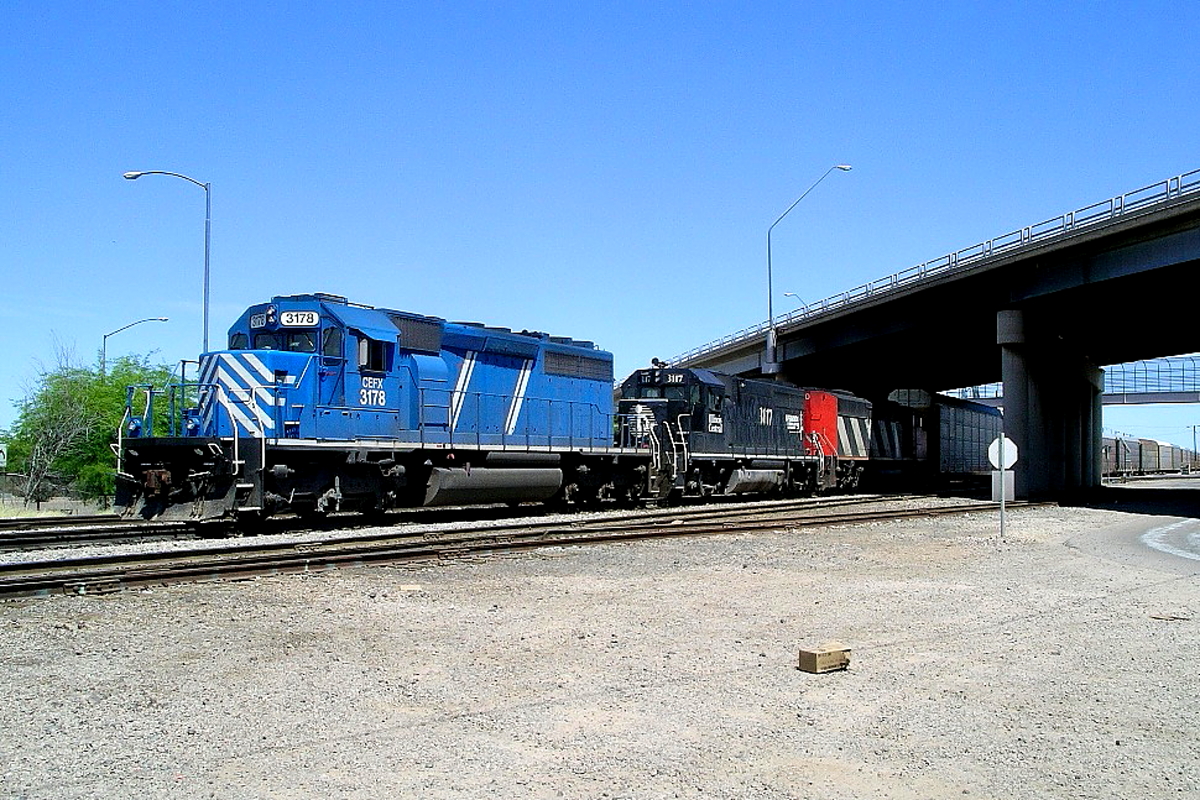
(634, 384), (701, 404)
(229, 331), (317, 352)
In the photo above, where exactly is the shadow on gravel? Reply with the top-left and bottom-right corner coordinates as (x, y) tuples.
(1065, 485), (1200, 519)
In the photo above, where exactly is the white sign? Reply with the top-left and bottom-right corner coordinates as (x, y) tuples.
(0, 443), (6, 470)
(988, 436), (1018, 470)
(991, 469), (1014, 502)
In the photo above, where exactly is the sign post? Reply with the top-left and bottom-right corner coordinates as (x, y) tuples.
(988, 436), (1018, 538)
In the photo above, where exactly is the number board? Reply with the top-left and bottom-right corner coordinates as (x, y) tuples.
(280, 310), (319, 327)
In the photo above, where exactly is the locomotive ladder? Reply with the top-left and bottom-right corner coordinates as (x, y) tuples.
(807, 431), (838, 490)
(662, 416), (691, 487)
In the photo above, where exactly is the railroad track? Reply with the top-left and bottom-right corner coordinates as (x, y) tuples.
(0, 497), (1047, 599)
(0, 516), (197, 552)
(0, 513), (126, 532)
(0, 492), (896, 553)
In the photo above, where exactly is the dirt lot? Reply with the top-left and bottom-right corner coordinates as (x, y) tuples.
(1, 504), (1197, 799)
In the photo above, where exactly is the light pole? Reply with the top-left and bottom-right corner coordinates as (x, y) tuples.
(764, 164), (851, 375)
(124, 170), (212, 353)
(102, 317), (169, 376)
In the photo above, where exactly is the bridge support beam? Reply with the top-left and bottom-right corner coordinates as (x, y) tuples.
(998, 310), (1103, 499)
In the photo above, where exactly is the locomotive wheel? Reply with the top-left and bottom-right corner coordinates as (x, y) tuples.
(297, 505), (331, 527)
(233, 508), (268, 535)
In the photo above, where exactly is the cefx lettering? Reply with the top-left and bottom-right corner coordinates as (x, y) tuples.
(360, 376), (387, 407)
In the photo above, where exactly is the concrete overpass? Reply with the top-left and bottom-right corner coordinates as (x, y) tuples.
(671, 169), (1200, 498)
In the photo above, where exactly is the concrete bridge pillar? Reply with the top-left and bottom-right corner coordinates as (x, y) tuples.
(998, 310), (1104, 499)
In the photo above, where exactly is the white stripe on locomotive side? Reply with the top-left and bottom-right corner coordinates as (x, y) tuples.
(505, 359), (534, 436)
(214, 383), (263, 438)
(215, 364), (275, 433)
(220, 355), (277, 413)
(217, 356), (277, 431)
(856, 418), (871, 456)
(195, 353), (278, 436)
(837, 416), (870, 458)
(242, 352), (276, 383)
(449, 351), (477, 431)
(198, 355), (222, 433)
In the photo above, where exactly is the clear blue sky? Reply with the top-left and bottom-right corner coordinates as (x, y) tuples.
(2, 2), (1197, 445)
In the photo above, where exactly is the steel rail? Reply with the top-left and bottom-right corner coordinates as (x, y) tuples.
(0, 525), (198, 552)
(0, 492), (896, 553)
(0, 499), (1049, 599)
(0, 514), (196, 551)
(0, 514), (124, 532)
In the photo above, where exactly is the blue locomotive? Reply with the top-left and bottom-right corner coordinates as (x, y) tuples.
(115, 293), (883, 523)
(117, 293), (641, 520)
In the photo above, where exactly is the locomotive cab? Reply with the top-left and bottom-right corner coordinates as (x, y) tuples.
(619, 367), (725, 437)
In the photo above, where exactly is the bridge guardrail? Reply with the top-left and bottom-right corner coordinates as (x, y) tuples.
(947, 354), (1200, 402)
(671, 168), (1200, 366)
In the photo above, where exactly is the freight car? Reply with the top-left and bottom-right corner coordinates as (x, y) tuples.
(1100, 436), (1141, 476)
(1102, 436), (1195, 477)
(866, 389), (1002, 489)
(114, 294), (875, 523)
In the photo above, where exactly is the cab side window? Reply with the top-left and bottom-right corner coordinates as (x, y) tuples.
(357, 335), (390, 372)
(322, 327), (344, 358)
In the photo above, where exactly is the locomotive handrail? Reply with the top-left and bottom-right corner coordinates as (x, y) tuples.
(669, 167), (1200, 366)
(119, 378), (223, 439)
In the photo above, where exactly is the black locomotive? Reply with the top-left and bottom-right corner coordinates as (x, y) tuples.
(617, 367), (871, 499)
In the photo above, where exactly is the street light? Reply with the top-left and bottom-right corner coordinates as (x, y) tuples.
(124, 170), (212, 353)
(102, 317), (169, 376)
(783, 291), (808, 312)
(764, 164), (851, 375)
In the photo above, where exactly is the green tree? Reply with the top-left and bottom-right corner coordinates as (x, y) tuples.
(3, 347), (172, 506)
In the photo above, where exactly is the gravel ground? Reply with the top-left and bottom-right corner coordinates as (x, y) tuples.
(1, 504), (1197, 799)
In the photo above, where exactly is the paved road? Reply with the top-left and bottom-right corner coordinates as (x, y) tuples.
(1139, 516), (1200, 564)
(1069, 478), (1200, 575)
